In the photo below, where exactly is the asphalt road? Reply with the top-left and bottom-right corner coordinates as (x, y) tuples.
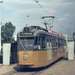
(6, 57), (75, 75)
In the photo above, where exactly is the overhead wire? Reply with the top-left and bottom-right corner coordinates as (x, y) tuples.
(54, 19), (69, 33)
(35, 1), (51, 16)
(34, 0), (69, 33)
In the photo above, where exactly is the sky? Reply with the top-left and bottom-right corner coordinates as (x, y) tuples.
(0, 0), (75, 38)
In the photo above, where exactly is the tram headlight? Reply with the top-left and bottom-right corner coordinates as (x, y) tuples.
(23, 55), (28, 60)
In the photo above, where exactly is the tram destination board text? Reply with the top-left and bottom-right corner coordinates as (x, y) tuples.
(20, 32), (33, 36)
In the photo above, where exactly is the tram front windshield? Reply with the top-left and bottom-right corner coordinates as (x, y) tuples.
(18, 37), (34, 50)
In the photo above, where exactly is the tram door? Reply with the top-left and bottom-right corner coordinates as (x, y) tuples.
(47, 36), (52, 60)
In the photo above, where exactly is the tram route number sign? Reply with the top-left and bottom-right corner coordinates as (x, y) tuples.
(20, 32), (33, 36)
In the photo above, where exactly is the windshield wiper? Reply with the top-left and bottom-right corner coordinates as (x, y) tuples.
(19, 41), (26, 51)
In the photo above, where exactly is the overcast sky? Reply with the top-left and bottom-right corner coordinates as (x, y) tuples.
(0, 0), (75, 37)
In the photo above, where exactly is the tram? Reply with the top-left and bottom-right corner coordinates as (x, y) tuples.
(17, 26), (66, 68)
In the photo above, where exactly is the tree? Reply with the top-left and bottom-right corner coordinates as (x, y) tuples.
(1, 22), (16, 42)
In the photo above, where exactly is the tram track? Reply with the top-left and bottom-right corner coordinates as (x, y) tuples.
(2, 62), (53, 75)
(2, 57), (65, 75)
(3, 68), (49, 75)
(2, 70), (17, 75)
(2, 68), (44, 75)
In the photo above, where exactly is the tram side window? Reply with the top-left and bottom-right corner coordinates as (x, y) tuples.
(62, 39), (65, 46)
(37, 36), (46, 50)
(56, 38), (58, 48)
(51, 37), (57, 50)
(59, 39), (64, 47)
(38, 36), (42, 50)
(64, 40), (66, 46)
(42, 36), (46, 49)
(34, 37), (38, 50)
(46, 36), (51, 50)
(58, 39), (61, 47)
(61, 40), (63, 46)
(61, 39), (64, 46)
(34, 36), (46, 50)
(51, 37), (54, 49)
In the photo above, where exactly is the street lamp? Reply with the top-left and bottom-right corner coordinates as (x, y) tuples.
(0, 1), (3, 54)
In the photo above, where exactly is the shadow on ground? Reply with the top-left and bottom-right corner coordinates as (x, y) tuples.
(63, 57), (68, 60)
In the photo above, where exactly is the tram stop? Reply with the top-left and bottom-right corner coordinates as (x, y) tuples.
(67, 41), (74, 60)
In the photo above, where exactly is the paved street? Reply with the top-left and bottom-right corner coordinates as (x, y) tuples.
(3, 57), (75, 75)
(0, 53), (75, 75)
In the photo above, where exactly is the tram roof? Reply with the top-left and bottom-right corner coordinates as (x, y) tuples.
(17, 25), (65, 39)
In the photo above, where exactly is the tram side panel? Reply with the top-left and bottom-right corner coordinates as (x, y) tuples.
(17, 37), (66, 68)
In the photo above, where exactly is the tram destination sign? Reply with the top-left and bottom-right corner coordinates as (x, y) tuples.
(20, 32), (33, 36)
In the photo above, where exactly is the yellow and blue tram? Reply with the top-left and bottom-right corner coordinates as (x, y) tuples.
(17, 26), (66, 68)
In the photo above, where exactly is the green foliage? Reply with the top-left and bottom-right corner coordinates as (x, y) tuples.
(1, 22), (15, 42)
